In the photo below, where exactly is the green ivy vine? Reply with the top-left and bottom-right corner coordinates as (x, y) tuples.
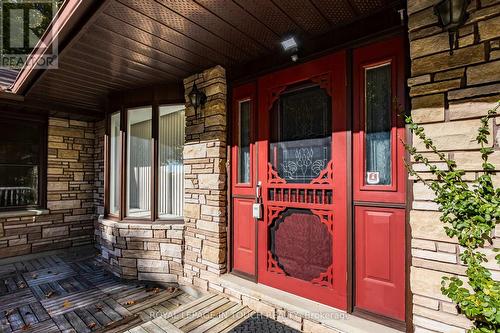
(404, 102), (500, 333)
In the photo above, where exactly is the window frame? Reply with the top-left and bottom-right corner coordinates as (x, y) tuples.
(105, 97), (185, 223)
(0, 112), (47, 211)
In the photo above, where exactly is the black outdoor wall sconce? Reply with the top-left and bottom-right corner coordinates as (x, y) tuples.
(188, 82), (206, 118)
(434, 0), (470, 54)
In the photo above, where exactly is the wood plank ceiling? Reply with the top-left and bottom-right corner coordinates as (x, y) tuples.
(25, 0), (400, 115)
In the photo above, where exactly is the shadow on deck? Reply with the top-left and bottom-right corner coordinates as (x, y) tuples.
(0, 249), (261, 333)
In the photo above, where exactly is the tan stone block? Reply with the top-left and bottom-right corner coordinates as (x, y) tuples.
(121, 267), (137, 276)
(205, 114), (226, 127)
(413, 295), (439, 310)
(137, 259), (169, 273)
(242, 296), (275, 318)
(119, 229), (153, 238)
(184, 143), (207, 159)
(184, 203), (200, 219)
(138, 272), (177, 282)
(411, 44), (485, 76)
(410, 32), (450, 58)
(48, 142), (67, 149)
(201, 245), (225, 264)
(196, 220), (224, 232)
(434, 68), (465, 81)
(166, 229), (183, 239)
(449, 95), (500, 120)
(58, 149), (79, 159)
(414, 305), (472, 329)
(413, 119), (493, 151)
(48, 167), (63, 175)
(411, 93), (445, 123)
(467, 60), (500, 85)
(478, 15), (500, 41)
(154, 230), (165, 238)
(160, 243), (182, 258)
(121, 249), (161, 259)
(49, 118), (69, 127)
(413, 315), (467, 333)
(407, 0), (435, 15)
(408, 6), (438, 31)
(198, 174), (224, 189)
(42, 226), (68, 238)
(437, 242), (457, 253)
(48, 127), (84, 138)
(410, 210), (454, 242)
(413, 182), (435, 201)
(408, 74), (432, 86)
(411, 267), (453, 301)
(410, 79), (462, 97)
(47, 182), (68, 192)
(412, 239), (437, 251)
(185, 236), (202, 248)
(118, 258), (136, 267)
(201, 205), (224, 217)
(47, 200), (81, 210)
(412, 248), (457, 263)
(454, 151), (500, 170)
(448, 83), (500, 100)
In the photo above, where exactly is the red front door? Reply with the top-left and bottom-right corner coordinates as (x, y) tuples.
(256, 51), (348, 309)
(230, 37), (406, 320)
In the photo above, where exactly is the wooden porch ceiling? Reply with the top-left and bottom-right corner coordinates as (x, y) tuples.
(22, 0), (403, 116)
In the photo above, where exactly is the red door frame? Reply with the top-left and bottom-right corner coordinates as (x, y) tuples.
(256, 51), (348, 310)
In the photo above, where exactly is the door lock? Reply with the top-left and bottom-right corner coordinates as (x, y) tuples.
(253, 181), (263, 220)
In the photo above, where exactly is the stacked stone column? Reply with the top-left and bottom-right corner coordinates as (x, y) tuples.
(181, 66), (228, 288)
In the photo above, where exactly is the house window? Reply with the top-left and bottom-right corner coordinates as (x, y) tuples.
(364, 63), (392, 186)
(0, 116), (46, 210)
(126, 107), (152, 219)
(109, 112), (120, 215)
(158, 105), (184, 218)
(107, 104), (185, 221)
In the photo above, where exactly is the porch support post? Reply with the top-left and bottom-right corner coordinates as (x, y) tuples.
(182, 66), (228, 288)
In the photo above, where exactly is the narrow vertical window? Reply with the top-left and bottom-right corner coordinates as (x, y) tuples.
(365, 63), (392, 186)
(109, 112), (120, 215)
(238, 100), (251, 184)
(158, 105), (185, 219)
(126, 107), (152, 218)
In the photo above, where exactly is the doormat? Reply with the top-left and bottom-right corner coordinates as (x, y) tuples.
(229, 314), (301, 333)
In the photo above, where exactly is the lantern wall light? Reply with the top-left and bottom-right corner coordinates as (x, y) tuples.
(188, 82), (206, 118)
(434, 0), (470, 54)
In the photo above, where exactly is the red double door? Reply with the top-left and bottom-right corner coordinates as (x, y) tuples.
(231, 36), (406, 321)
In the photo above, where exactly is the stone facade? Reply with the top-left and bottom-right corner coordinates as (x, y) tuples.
(407, 0), (500, 332)
(181, 65), (228, 287)
(94, 219), (184, 282)
(0, 117), (98, 258)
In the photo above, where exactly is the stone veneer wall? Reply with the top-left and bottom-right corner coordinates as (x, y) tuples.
(94, 219), (184, 282)
(0, 117), (97, 258)
(180, 65), (228, 287)
(407, 1), (500, 332)
(92, 119), (184, 283)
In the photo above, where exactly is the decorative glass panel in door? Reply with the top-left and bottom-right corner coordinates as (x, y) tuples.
(269, 85), (331, 184)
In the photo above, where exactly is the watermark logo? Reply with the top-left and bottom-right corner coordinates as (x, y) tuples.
(0, 0), (59, 69)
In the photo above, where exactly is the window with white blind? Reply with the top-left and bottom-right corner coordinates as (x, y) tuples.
(107, 104), (185, 221)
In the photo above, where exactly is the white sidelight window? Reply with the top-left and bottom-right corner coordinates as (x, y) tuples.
(158, 105), (185, 219)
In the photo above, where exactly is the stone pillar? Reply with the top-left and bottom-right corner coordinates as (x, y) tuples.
(407, 0), (500, 332)
(182, 66), (227, 289)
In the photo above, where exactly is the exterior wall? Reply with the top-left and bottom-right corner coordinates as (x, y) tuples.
(94, 219), (184, 282)
(407, 1), (500, 332)
(0, 117), (98, 258)
(181, 65), (228, 287)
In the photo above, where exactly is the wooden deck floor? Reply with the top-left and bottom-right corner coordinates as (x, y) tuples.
(0, 251), (254, 333)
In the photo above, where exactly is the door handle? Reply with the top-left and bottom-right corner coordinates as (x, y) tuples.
(255, 181), (262, 202)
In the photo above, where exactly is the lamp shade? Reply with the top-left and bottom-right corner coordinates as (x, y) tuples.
(188, 82), (206, 117)
(434, 0), (469, 30)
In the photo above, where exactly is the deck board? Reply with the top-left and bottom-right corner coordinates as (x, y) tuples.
(0, 252), (196, 333)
